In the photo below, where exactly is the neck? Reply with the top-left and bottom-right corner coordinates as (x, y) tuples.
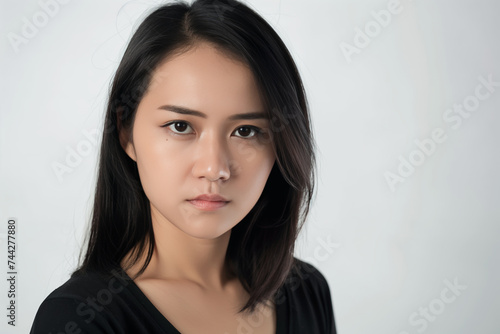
(122, 203), (234, 291)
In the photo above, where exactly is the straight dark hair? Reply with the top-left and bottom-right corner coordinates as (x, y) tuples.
(71, 0), (316, 314)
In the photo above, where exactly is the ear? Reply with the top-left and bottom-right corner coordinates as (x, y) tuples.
(117, 109), (137, 162)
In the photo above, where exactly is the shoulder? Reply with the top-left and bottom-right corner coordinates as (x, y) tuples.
(275, 258), (336, 333)
(30, 268), (133, 334)
(292, 258), (330, 284)
(283, 258), (332, 297)
(34, 268), (131, 309)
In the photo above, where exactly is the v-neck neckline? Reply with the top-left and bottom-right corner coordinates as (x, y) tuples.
(120, 267), (287, 333)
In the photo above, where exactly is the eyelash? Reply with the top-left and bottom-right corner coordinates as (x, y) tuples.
(161, 121), (264, 139)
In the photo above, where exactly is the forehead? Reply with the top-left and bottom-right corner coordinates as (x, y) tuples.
(144, 43), (265, 115)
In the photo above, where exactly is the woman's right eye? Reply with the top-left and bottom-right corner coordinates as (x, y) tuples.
(162, 121), (194, 135)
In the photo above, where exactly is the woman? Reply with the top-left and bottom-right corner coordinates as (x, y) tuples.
(30, 0), (336, 333)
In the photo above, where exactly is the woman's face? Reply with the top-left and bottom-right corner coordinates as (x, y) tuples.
(122, 42), (275, 239)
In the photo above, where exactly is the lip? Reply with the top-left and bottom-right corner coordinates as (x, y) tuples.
(190, 194), (229, 202)
(187, 194), (230, 211)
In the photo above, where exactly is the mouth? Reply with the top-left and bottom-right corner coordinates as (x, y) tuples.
(187, 199), (230, 211)
(187, 193), (230, 211)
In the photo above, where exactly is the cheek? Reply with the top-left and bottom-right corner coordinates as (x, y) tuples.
(133, 137), (188, 196)
(234, 144), (275, 193)
(234, 142), (275, 172)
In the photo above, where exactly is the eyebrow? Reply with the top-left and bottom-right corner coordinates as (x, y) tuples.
(158, 105), (267, 121)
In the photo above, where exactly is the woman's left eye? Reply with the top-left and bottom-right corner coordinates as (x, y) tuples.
(233, 126), (261, 138)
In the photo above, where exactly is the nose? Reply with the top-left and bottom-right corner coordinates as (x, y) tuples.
(191, 133), (231, 182)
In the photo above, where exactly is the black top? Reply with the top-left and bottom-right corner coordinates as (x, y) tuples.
(30, 258), (336, 333)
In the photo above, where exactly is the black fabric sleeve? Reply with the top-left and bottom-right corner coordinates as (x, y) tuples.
(315, 267), (336, 334)
(296, 260), (337, 334)
(30, 297), (118, 334)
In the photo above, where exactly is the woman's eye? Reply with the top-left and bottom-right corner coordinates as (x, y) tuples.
(161, 122), (262, 139)
(234, 126), (260, 138)
(163, 121), (194, 135)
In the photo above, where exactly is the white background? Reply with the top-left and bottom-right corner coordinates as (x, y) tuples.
(1, 0), (499, 333)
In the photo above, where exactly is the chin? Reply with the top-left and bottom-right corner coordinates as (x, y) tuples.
(175, 222), (233, 240)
